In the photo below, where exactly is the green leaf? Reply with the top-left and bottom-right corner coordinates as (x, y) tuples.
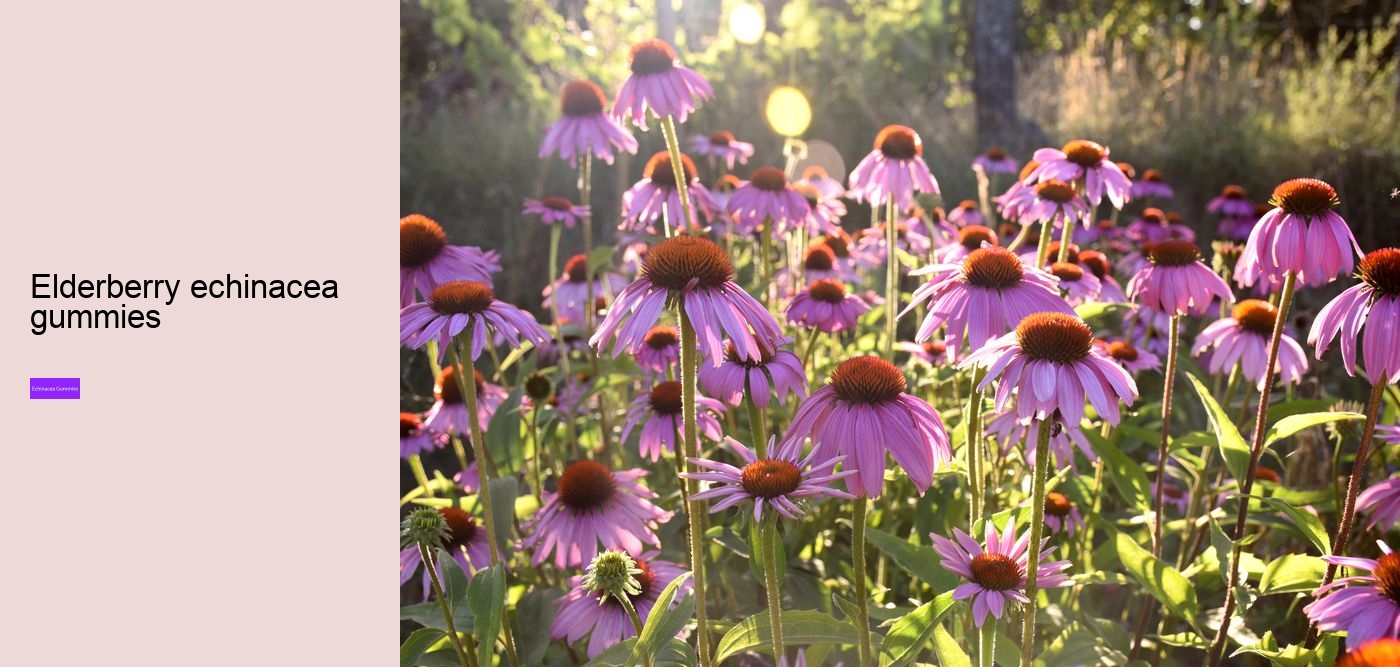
(930, 622), (972, 667)
(1075, 300), (1131, 323)
(832, 593), (863, 625)
(1232, 631), (1339, 667)
(748, 521), (786, 584)
(486, 477), (519, 555)
(587, 638), (695, 666)
(1259, 555), (1326, 595)
(400, 627), (446, 667)
(715, 610), (858, 661)
(1157, 632), (1209, 649)
(512, 588), (562, 666)
(878, 592), (956, 667)
(1259, 496), (1331, 555)
(1084, 428), (1152, 512)
(1264, 411), (1364, 446)
(1115, 532), (1199, 627)
(866, 527), (959, 592)
(1208, 517), (1234, 588)
(466, 564), (506, 666)
(1185, 373), (1251, 483)
(485, 391), (525, 474)
(631, 574), (695, 663)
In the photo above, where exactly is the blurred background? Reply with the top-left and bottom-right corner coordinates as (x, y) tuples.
(400, 0), (1400, 309)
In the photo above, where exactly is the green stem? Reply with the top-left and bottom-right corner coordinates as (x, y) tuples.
(746, 377), (769, 458)
(1321, 381), (1388, 580)
(1152, 314), (1181, 558)
(967, 368), (988, 524)
(978, 619), (998, 667)
(579, 153), (596, 334)
(1020, 421), (1052, 666)
(420, 545), (473, 667)
(449, 339), (501, 567)
(616, 595), (652, 667)
(660, 114), (694, 238)
(1034, 219), (1054, 269)
(409, 454), (435, 498)
(1055, 213), (1075, 264)
(853, 496), (874, 667)
(548, 225), (579, 453)
(763, 516), (785, 662)
(1208, 271), (1297, 666)
(884, 197), (899, 357)
(678, 308), (713, 667)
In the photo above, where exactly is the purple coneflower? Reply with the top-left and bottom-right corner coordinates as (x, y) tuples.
(543, 254), (630, 325)
(797, 165), (846, 201)
(1304, 542), (1400, 645)
(854, 219), (933, 266)
(791, 182), (845, 236)
(1050, 261), (1101, 306)
(1130, 168), (1174, 199)
(523, 196), (590, 228)
(993, 160), (1041, 224)
(1310, 248), (1400, 384)
(522, 460), (673, 568)
(1379, 424), (1400, 448)
(1208, 185), (1255, 218)
(774, 245), (856, 291)
(1014, 180), (1090, 230)
(1077, 250), (1126, 302)
(973, 147), (1019, 175)
(1026, 140), (1132, 209)
(423, 366), (508, 437)
(400, 507), (492, 598)
(400, 412), (442, 459)
(621, 380), (726, 461)
(400, 214), (501, 307)
(986, 410), (1095, 470)
(935, 224), (999, 264)
(930, 519), (1072, 626)
(1044, 492), (1085, 535)
(782, 356), (951, 498)
(964, 312), (1139, 426)
(1193, 299), (1308, 390)
(1126, 240), (1234, 317)
(785, 279), (870, 334)
(684, 435), (853, 520)
(1096, 339), (1162, 374)
(698, 341), (807, 409)
(709, 173), (741, 219)
(591, 235), (785, 364)
(539, 80), (638, 167)
(728, 166), (813, 237)
(1359, 478), (1400, 532)
(848, 125), (940, 209)
(899, 339), (957, 367)
(400, 281), (551, 362)
(1125, 208), (1196, 244)
(1237, 178), (1361, 288)
(947, 200), (985, 227)
(613, 39), (713, 129)
(904, 246), (1074, 354)
(635, 325), (680, 375)
(621, 152), (717, 234)
(552, 554), (690, 658)
(691, 130), (753, 169)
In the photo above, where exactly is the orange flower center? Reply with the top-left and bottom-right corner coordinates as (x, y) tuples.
(1035, 180), (1077, 204)
(708, 130), (734, 146)
(1338, 638), (1400, 667)
(649, 381), (684, 415)
(1359, 248), (1400, 296)
(969, 552), (1022, 590)
(643, 236), (735, 291)
(1045, 492), (1073, 517)
(439, 507), (480, 551)
(1375, 552), (1400, 605)
(1148, 240), (1201, 267)
(962, 247), (1024, 290)
(560, 80), (606, 116)
(1270, 178), (1340, 217)
(1079, 250), (1111, 279)
(401, 214), (448, 268)
(1232, 299), (1278, 336)
(750, 166), (789, 192)
(807, 278), (848, 304)
(958, 225), (998, 250)
(1051, 262), (1084, 282)
(829, 356), (907, 405)
(430, 281), (495, 315)
(804, 244), (836, 271)
(740, 459), (803, 499)
(557, 460), (618, 511)
(1107, 340), (1139, 362)
(1221, 185), (1247, 199)
(643, 326), (679, 350)
(644, 151), (698, 189)
(1016, 313), (1094, 363)
(629, 39), (677, 75)
(564, 254), (589, 282)
(985, 147), (1007, 160)
(875, 125), (921, 159)
(1061, 139), (1106, 167)
(437, 366), (486, 405)
(401, 412), (423, 438)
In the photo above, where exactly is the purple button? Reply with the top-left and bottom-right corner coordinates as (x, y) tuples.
(31, 378), (80, 399)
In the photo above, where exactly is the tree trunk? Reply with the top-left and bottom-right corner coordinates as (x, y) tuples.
(973, 0), (1018, 150)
